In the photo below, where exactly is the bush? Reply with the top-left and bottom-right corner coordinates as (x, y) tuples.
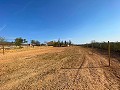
(83, 41), (120, 52)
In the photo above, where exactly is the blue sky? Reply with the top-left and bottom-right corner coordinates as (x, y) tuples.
(0, 0), (120, 44)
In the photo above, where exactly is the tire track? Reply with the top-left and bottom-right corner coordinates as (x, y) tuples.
(73, 54), (86, 84)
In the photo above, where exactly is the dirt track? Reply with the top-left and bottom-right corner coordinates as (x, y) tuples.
(0, 46), (120, 90)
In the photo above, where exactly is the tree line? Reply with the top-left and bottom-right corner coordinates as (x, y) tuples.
(47, 40), (72, 47)
(83, 41), (120, 52)
(0, 37), (72, 47)
(0, 37), (41, 47)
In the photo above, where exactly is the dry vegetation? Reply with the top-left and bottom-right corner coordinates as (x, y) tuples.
(0, 46), (120, 90)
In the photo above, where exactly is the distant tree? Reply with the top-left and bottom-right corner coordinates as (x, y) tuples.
(31, 40), (36, 45)
(14, 37), (24, 47)
(41, 43), (46, 46)
(47, 41), (54, 46)
(0, 37), (6, 43)
(35, 40), (40, 46)
(64, 40), (67, 46)
(58, 39), (60, 47)
(31, 40), (40, 46)
(54, 41), (59, 47)
(68, 40), (72, 45)
(61, 41), (64, 45)
(23, 39), (28, 43)
(83, 41), (120, 52)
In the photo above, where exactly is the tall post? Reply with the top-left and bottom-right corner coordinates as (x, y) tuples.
(92, 43), (93, 54)
(3, 45), (5, 55)
(108, 41), (110, 66)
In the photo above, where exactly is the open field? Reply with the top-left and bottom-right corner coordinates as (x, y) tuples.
(0, 46), (120, 90)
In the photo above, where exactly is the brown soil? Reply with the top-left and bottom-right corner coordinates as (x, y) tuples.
(0, 46), (120, 90)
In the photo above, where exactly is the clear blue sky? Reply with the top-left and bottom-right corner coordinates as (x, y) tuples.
(0, 0), (120, 44)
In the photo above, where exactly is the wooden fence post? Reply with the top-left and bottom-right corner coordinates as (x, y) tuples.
(87, 44), (88, 48)
(3, 45), (5, 55)
(108, 41), (110, 66)
(92, 43), (93, 54)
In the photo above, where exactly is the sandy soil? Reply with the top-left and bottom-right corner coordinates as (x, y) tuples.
(0, 46), (120, 90)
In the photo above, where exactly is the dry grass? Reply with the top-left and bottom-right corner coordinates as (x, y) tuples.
(0, 46), (120, 90)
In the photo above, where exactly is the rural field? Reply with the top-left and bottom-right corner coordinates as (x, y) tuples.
(0, 46), (120, 90)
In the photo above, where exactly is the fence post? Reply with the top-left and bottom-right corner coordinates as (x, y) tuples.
(108, 41), (110, 66)
(92, 43), (93, 54)
(3, 45), (5, 55)
(87, 43), (88, 48)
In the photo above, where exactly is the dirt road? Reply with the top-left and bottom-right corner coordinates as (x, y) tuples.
(0, 46), (120, 90)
